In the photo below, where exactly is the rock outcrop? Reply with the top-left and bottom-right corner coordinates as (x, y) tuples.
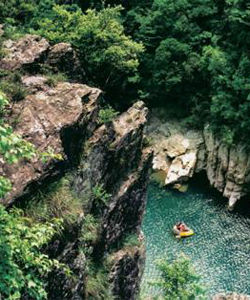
(146, 113), (250, 209)
(0, 35), (50, 70)
(0, 33), (152, 299)
(203, 126), (250, 210)
(1, 81), (101, 205)
(0, 34), (80, 76)
(145, 116), (204, 189)
(109, 241), (145, 300)
(213, 293), (250, 300)
(74, 101), (152, 248)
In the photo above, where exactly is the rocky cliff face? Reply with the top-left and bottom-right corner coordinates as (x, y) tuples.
(0, 34), (152, 299)
(146, 113), (250, 209)
(213, 293), (250, 300)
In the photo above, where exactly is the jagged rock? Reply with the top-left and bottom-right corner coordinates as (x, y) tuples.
(101, 149), (152, 248)
(146, 113), (250, 208)
(203, 126), (250, 210)
(0, 35), (49, 70)
(212, 293), (250, 300)
(165, 151), (197, 185)
(21, 75), (50, 93)
(1, 82), (101, 205)
(146, 115), (204, 188)
(109, 240), (145, 300)
(47, 218), (87, 300)
(74, 101), (153, 248)
(46, 42), (81, 76)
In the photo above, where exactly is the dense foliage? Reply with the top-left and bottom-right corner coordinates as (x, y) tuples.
(0, 205), (64, 300)
(152, 254), (206, 299)
(1, 0), (249, 145)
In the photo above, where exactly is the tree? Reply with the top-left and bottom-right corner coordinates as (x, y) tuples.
(0, 205), (65, 300)
(36, 5), (144, 93)
(152, 254), (207, 300)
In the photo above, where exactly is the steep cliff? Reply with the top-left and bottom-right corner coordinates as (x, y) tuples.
(0, 34), (152, 299)
(146, 113), (250, 209)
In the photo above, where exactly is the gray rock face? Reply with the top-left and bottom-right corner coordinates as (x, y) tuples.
(0, 35), (49, 70)
(146, 115), (250, 208)
(213, 293), (250, 300)
(203, 126), (250, 210)
(0, 82), (101, 205)
(74, 101), (152, 248)
(109, 241), (145, 300)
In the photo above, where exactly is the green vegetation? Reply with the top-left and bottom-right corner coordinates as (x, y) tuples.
(92, 184), (111, 207)
(98, 105), (118, 124)
(121, 233), (140, 249)
(0, 205), (66, 300)
(25, 177), (82, 226)
(45, 72), (68, 87)
(1, 0), (249, 145)
(36, 5), (143, 92)
(151, 254), (206, 300)
(80, 214), (100, 256)
(0, 70), (27, 101)
(86, 261), (113, 300)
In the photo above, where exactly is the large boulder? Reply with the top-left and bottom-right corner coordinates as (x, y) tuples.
(145, 115), (204, 187)
(1, 81), (101, 205)
(0, 35), (49, 70)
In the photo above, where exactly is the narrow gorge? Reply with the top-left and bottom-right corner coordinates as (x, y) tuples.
(0, 21), (249, 300)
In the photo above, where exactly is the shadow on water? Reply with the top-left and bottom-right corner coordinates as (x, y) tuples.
(141, 172), (250, 297)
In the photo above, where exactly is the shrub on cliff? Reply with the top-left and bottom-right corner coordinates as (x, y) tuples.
(0, 205), (67, 300)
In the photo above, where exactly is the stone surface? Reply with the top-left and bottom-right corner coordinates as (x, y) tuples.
(0, 82), (101, 205)
(146, 113), (250, 208)
(212, 293), (250, 300)
(21, 75), (50, 93)
(46, 42), (81, 76)
(0, 35), (49, 70)
(74, 101), (153, 248)
(145, 115), (204, 188)
(109, 241), (145, 300)
(203, 126), (250, 210)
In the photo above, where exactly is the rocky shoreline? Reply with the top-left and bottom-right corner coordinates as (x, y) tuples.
(145, 112), (250, 210)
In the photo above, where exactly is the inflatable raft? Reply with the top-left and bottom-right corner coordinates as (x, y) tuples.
(173, 224), (194, 238)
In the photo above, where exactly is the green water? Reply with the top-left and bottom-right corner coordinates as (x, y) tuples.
(141, 182), (250, 297)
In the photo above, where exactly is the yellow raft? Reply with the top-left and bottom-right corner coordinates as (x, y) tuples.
(173, 224), (194, 238)
(179, 229), (194, 237)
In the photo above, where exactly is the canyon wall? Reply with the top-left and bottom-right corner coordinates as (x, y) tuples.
(146, 114), (250, 210)
(0, 34), (152, 299)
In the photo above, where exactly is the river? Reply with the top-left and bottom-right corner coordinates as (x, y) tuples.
(141, 178), (250, 297)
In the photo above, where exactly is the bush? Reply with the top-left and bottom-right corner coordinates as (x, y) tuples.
(98, 105), (118, 124)
(0, 204), (66, 300)
(0, 71), (27, 101)
(92, 184), (111, 207)
(151, 254), (207, 300)
(86, 262), (113, 300)
(45, 72), (68, 87)
(25, 177), (83, 226)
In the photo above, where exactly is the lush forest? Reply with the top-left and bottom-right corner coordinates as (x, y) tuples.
(0, 0), (249, 145)
(0, 1), (249, 299)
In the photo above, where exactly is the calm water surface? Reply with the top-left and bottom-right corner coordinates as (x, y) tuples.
(141, 182), (250, 297)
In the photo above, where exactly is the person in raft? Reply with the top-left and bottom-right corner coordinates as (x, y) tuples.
(176, 222), (188, 232)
